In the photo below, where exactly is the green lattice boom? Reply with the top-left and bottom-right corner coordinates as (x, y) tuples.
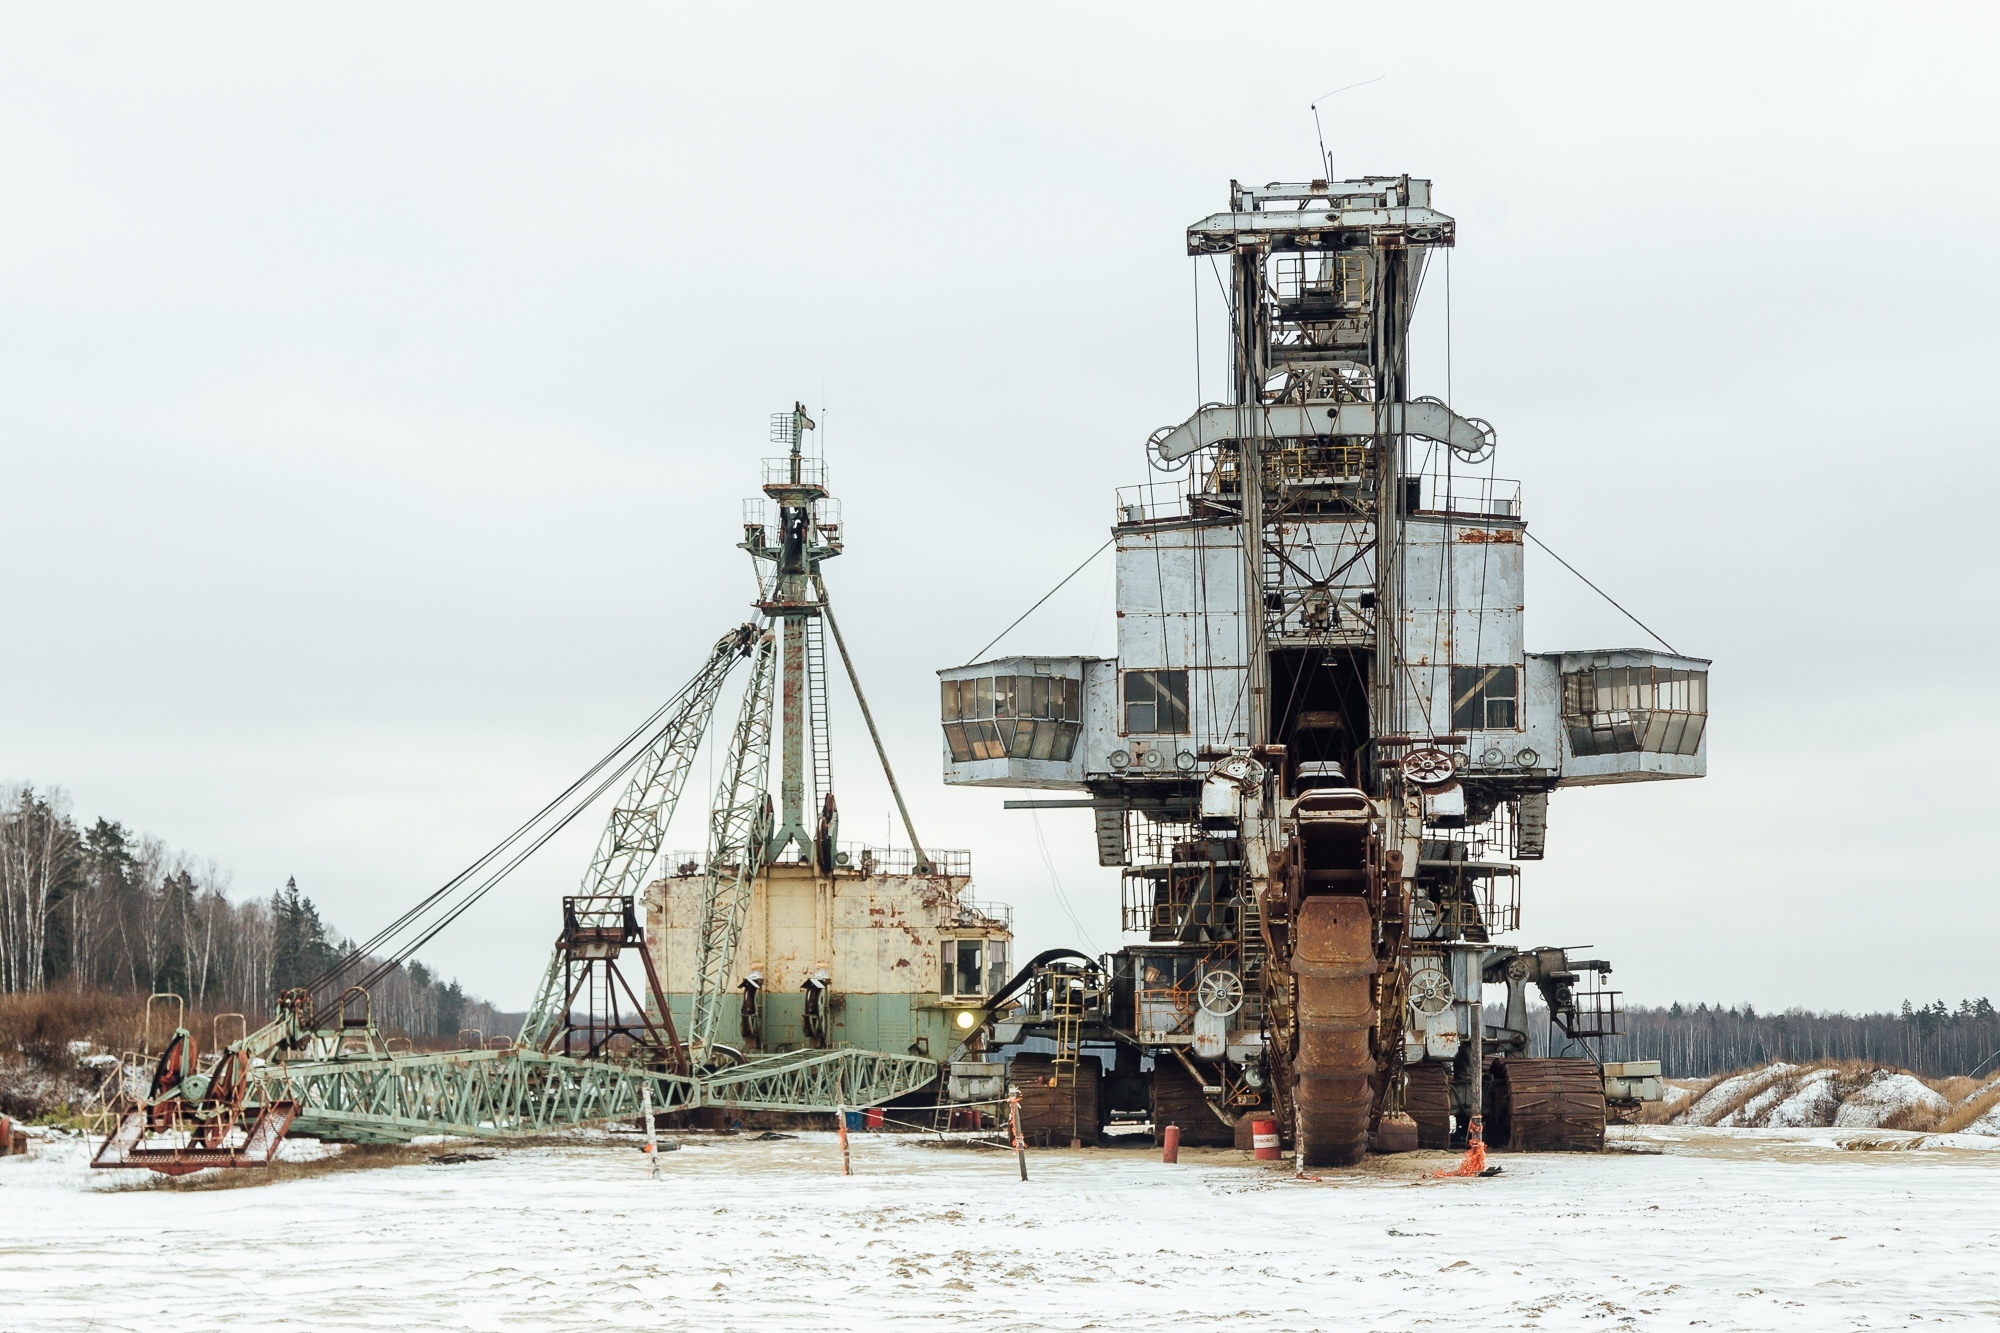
(248, 1045), (938, 1143)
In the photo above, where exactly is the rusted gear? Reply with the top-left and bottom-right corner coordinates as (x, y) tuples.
(1401, 747), (1456, 786)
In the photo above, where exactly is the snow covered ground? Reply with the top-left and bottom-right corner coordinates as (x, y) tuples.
(4, 1125), (1998, 1331)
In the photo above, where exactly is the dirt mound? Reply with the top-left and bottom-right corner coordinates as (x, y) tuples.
(1833, 1071), (1948, 1130)
(1673, 1061), (1980, 1132)
(1676, 1063), (1799, 1126)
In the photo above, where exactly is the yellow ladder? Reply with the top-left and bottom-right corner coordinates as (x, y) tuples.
(1051, 979), (1084, 1087)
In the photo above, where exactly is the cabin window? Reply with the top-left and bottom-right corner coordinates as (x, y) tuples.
(1563, 665), (1708, 757)
(1123, 669), (1189, 735)
(986, 938), (1010, 995)
(941, 674), (1082, 763)
(1451, 665), (1518, 731)
(941, 937), (997, 999)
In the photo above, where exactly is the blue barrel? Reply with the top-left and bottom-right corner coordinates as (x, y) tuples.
(843, 1110), (865, 1131)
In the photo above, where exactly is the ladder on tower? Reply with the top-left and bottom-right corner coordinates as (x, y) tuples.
(1237, 893), (1267, 1030)
(1260, 540), (1289, 637)
(1050, 976), (1084, 1088)
(805, 614), (833, 812)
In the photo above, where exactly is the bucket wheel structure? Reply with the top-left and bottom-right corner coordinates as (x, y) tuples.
(941, 172), (1705, 1159)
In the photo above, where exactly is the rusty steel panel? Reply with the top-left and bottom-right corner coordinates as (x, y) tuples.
(651, 868), (973, 997)
(1295, 1015), (1370, 1068)
(1293, 897), (1373, 976)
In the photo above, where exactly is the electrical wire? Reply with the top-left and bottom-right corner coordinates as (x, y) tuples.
(1524, 531), (1682, 655)
(962, 538), (1114, 665)
(306, 637), (747, 1002)
(1031, 812), (1095, 954)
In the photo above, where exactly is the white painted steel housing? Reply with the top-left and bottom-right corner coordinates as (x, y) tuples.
(938, 654), (1109, 790)
(1543, 648), (1710, 785)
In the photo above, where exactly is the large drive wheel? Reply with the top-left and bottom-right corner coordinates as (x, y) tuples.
(1485, 1057), (1606, 1152)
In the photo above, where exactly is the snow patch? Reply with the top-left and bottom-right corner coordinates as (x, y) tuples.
(1764, 1068), (1850, 1128)
(275, 1137), (343, 1164)
(1833, 1071), (1947, 1129)
(1961, 1101), (2000, 1137)
(1677, 1063), (1798, 1126)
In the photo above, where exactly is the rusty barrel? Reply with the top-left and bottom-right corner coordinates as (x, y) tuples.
(1161, 1124), (1180, 1163)
(1250, 1116), (1280, 1160)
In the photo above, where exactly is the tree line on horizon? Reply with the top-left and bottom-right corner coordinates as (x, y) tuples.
(1503, 998), (2000, 1079)
(0, 783), (510, 1039)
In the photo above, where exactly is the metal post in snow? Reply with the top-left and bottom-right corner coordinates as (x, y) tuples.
(641, 1083), (659, 1179)
(1008, 1090), (1028, 1182)
(836, 1103), (852, 1177)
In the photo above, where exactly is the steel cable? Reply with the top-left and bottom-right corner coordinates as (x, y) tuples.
(306, 634), (747, 1001)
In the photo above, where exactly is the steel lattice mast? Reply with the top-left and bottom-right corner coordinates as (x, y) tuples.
(517, 623), (759, 1049)
(689, 629), (778, 1054)
(746, 403), (842, 867)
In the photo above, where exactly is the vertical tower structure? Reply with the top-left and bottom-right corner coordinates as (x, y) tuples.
(942, 177), (1708, 1163)
(645, 410), (1014, 1066)
(748, 403), (841, 869)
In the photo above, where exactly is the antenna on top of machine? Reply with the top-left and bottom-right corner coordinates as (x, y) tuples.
(1308, 74), (1386, 179)
(771, 402), (816, 473)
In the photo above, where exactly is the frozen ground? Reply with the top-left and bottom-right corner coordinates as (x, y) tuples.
(3, 1124), (1998, 1331)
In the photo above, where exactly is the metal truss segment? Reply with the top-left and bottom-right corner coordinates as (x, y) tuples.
(691, 631), (778, 1051)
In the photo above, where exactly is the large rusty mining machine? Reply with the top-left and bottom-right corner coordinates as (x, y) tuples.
(942, 175), (1703, 1163)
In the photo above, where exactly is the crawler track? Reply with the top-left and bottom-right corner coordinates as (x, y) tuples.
(1266, 792), (1400, 1169)
(1486, 1056), (1606, 1152)
(1403, 1062), (1453, 1149)
(1008, 1053), (1101, 1147)
(1290, 895), (1376, 1164)
(1150, 1057), (1234, 1147)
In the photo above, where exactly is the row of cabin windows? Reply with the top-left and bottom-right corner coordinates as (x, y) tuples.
(1563, 666), (1708, 757)
(941, 937), (1010, 999)
(941, 675), (1082, 723)
(939, 669), (1196, 761)
(940, 674), (1084, 764)
(1449, 662), (1710, 757)
(944, 718), (1081, 763)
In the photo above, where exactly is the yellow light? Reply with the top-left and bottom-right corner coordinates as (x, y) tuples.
(955, 1010), (977, 1030)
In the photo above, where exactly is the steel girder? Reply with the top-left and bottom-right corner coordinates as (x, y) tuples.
(244, 1045), (936, 1142)
(518, 624), (758, 1049)
(251, 1048), (699, 1142)
(691, 631), (777, 1051)
(698, 1047), (939, 1113)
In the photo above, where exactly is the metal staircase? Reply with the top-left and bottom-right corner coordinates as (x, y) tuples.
(1237, 892), (1267, 1031)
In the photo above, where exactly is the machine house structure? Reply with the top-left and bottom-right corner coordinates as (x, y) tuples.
(940, 176), (1704, 1162)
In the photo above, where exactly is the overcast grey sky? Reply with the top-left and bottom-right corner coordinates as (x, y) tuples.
(3, 3), (1994, 1013)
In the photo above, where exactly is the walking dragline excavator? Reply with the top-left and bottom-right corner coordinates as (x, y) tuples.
(92, 406), (1009, 1171)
